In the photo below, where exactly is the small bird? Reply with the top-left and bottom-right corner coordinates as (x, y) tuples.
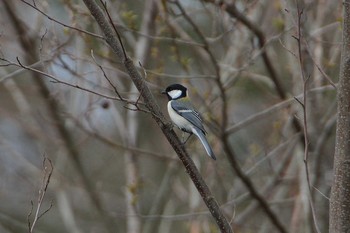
(162, 84), (216, 160)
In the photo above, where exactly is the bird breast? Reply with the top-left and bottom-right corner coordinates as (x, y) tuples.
(167, 101), (193, 133)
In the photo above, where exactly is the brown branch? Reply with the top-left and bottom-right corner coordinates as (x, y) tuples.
(235, 134), (299, 224)
(6, 1), (116, 230)
(20, 0), (103, 39)
(304, 40), (336, 88)
(90, 50), (124, 100)
(99, 0), (128, 61)
(225, 84), (336, 135)
(205, 0), (305, 147)
(81, 0), (233, 232)
(221, 132), (288, 233)
(27, 156), (54, 233)
(294, 3), (321, 232)
(215, 0), (286, 99)
(174, 1), (288, 232)
(0, 57), (140, 104)
(65, 113), (177, 161)
(172, 0), (225, 129)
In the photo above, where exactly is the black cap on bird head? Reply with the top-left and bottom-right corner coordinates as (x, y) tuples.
(162, 84), (188, 100)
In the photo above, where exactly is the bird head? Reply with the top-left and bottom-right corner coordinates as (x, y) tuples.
(161, 83), (188, 100)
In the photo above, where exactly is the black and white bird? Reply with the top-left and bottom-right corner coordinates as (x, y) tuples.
(162, 84), (216, 160)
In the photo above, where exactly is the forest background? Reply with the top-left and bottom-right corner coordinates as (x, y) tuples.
(0, 0), (344, 233)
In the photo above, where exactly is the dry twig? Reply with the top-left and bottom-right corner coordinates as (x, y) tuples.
(27, 157), (54, 233)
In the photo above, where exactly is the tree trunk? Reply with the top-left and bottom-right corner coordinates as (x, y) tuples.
(329, 1), (350, 232)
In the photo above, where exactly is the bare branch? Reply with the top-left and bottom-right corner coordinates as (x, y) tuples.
(20, 0), (103, 39)
(294, 3), (321, 232)
(28, 156), (54, 233)
(225, 84), (335, 135)
(99, 0), (127, 60)
(0, 57), (140, 104)
(91, 49), (124, 100)
(81, 0), (233, 232)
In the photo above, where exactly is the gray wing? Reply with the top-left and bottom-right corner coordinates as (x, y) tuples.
(171, 100), (206, 134)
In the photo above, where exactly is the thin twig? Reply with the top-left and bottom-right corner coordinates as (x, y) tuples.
(65, 113), (176, 161)
(225, 84), (335, 135)
(294, 3), (321, 232)
(90, 50), (124, 100)
(20, 0), (103, 39)
(0, 57), (139, 104)
(27, 201), (34, 231)
(81, 0), (233, 232)
(211, 0), (286, 98)
(28, 156), (54, 233)
(304, 40), (337, 88)
(99, 0), (128, 60)
(175, 1), (287, 232)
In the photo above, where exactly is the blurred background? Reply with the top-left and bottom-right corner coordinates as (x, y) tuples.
(0, 0), (341, 232)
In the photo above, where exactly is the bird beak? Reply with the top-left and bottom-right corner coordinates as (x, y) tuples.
(161, 90), (166, 95)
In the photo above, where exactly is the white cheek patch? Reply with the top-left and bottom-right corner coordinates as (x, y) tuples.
(168, 90), (182, 99)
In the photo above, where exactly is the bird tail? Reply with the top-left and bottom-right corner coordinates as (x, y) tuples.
(192, 128), (216, 160)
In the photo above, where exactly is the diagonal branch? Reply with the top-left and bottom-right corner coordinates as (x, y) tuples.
(169, 1), (288, 232)
(20, 0), (103, 39)
(221, 132), (288, 233)
(81, 0), (233, 232)
(5, 1), (115, 230)
(205, 0), (306, 149)
(213, 0), (286, 99)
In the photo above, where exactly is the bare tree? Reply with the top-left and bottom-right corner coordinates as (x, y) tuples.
(330, 0), (350, 232)
(0, 1), (343, 232)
